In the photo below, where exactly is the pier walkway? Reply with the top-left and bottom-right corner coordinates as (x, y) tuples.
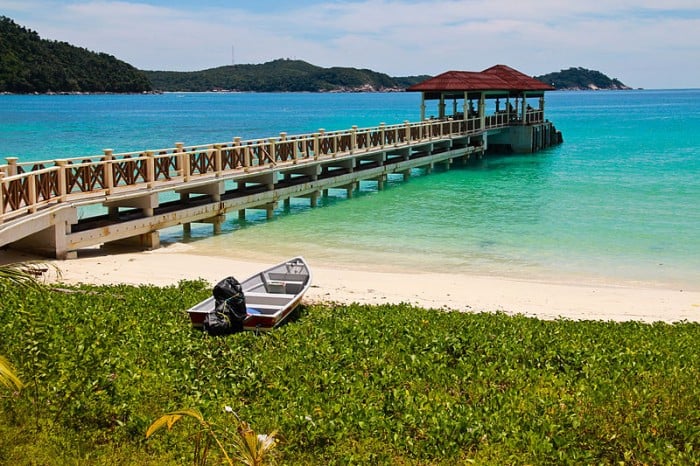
(1, 66), (563, 259)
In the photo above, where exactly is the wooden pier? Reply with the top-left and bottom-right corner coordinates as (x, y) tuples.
(0, 65), (562, 259)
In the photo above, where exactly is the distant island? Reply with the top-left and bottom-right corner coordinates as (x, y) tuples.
(535, 67), (631, 90)
(1, 15), (630, 94)
(144, 59), (429, 93)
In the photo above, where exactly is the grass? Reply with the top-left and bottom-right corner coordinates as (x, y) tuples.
(1, 278), (698, 464)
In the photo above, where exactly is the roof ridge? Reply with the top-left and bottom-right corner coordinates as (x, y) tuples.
(407, 64), (554, 92)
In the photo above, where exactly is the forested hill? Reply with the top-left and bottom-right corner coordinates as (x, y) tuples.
(535, 67), (631, 90)
(0, 16), (151, 93)
(144, 60), (430, 92)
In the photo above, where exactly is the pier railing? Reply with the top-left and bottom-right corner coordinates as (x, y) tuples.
(525, 110), (544, 125)
(1, 116), (490, 223)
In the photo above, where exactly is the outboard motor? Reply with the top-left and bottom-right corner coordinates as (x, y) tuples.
(204, 276), (247, 334)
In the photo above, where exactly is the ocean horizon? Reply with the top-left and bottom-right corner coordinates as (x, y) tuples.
(2, 90), (699, 290)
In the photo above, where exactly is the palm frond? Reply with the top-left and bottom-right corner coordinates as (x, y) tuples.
(147, 407), (279, 465)
(0, 262), (45, 288)
(0, 355), (23, 391)
(147, 407), (235, 465)
(231, 420), (279, 466)
(146, 408), (204, 438)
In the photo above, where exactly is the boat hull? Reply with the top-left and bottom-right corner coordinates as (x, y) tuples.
(186, 256), (311, 331)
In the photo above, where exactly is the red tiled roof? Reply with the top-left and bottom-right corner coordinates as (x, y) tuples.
(407, 64), (554, 92)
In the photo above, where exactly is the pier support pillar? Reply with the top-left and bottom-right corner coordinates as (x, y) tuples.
(243, 172), (276, 191)
(344, 182), (358, 199)
(104, 193), (158, 218)
(238, 209), (246, 221)
(204, 214), (226, 235)
(183, 223), (191, 235)
(198, 214), (226, 234)
(266, 203), (276, 220)
(141, 231), (160, 249)
(310, 192), (319, 207)
(10, 207), (78, 259)
(401, 169), (411, 181)
(284, 198), (291, 208)
(108, 206), (119, 220)
(212, 217), (223, 235)
(176, 181), (224, 203)
(109, 231), (160, 251)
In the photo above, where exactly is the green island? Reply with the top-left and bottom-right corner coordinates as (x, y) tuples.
(535, 67), (631, 91)
(0, 17), (151, 94)
(144, 59), (429, 93)
(1, 272), (698, 464)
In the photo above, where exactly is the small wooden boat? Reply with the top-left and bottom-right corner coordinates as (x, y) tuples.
(187, 256), (311, 331)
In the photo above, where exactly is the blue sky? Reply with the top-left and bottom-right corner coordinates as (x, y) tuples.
(2, 0), (699, 88)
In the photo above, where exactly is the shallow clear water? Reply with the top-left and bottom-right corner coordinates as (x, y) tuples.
(2, 90), (699, 289)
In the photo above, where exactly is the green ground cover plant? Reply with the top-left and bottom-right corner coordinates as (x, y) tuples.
(1, 277), (698, 464)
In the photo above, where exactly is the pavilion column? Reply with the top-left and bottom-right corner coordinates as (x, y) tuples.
(521, 93), (527, 125)
(539, 96), (545, 122)
(462, 92), (468, 120)
(420, 93), (426, 120)
(479, 92), (485, 129)
(452, 98), (457, 118)
(439, 94), (446, 118)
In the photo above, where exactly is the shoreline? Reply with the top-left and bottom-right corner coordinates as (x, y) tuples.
(3, 246), (698, 324)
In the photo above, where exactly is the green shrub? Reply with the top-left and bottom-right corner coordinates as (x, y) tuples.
(1, 280), (698, 464)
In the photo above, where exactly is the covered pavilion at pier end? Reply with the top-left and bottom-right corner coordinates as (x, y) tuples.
(407, 64), (562, 153)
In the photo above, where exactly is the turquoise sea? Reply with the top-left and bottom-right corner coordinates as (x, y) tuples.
(1, 90), (699, 289)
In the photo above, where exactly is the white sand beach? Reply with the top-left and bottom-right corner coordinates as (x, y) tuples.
(4, 245), (698, 324)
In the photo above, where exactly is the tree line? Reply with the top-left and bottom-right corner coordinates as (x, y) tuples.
(143, 58), (429, 93)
